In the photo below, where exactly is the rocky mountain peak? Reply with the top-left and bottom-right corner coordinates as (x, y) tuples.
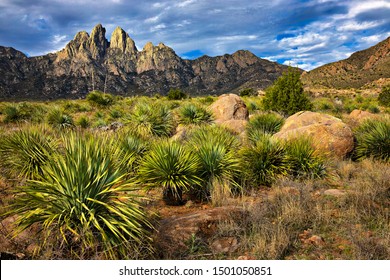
(110, 26), (137, 55)
(143, 42), (154, 52)
(88, 24), (108, 59)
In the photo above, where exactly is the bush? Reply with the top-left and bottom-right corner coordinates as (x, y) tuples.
(86, 90), (114, 107)
(47, 108), (74, 129)
(138, 141), (201, 205)
(378, 86), (390, 107)
(246, 113), (284, 144)
(167, 88), (187, 100)
(178, 104), (213, 125)
(239, 88), (255, 97)
(263, 67), (312, 116)
(353, 118), (390, 162)
(4, 133), (151, 259)
(0, 126), (56, 179)
(76, 116), (90, 128)
(240, 134), (288, 187)
(2, 102), (46, 123)
(284, 136), (326, 179)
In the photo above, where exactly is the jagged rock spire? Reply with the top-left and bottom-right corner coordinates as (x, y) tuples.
(88, 24), (108, 59)
(110, 26), (137, 54)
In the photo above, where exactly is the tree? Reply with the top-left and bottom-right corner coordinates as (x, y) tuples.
(263, 67), (312, 116)
(167, 88), (187, 100)
(378, 85), (390, 107)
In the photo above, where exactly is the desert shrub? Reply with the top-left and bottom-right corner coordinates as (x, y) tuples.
(47, 108), (74, 129)
(109, 108), (123, 119)
(118, 132), (149, 174)
(198, 96), (215, 105)
(86, 90), (114, 107)
(239, 88), (255, 97)
(368, 105), (380, 114)
(167, 88), (187, 100)
(353, 118), (390, 162)
(246, 113), (284, 144)
(2, 102), (46, 123)
(137, 141), (201, 205)
(129, 103), (175, 137)
(284, 136), (326, 179)
(4, 133), (151, 259)
(240, 134), (288, 187)
(178, 104), (213, 125)
(378, 86), (390, 107)
(263, 67), (312, 116)
(0, 126), (56, 179)
(76, 116), (90, 128)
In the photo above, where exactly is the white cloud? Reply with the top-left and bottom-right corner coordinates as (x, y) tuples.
(279, 32), (329, 47)
(150, 23), (166, 32)
(337, 20), (383, 31)
(347, 1), (390, 18)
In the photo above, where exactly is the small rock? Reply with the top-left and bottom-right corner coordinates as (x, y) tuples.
(324, 189), (347, 197)
(210, 237), (239, 254)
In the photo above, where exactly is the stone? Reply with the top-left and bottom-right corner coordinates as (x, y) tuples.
(348, 109), (378, 126)
(210, 237), (239, 254)
(209, 94), (249, 122)
(273, 111), (354, 158)
(219, 119), (248, 135)
(324, 189), (347, 197)
(154, 207), (247, 258)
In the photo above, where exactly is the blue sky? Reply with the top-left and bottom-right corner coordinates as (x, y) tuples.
(0, 0), (389, 70)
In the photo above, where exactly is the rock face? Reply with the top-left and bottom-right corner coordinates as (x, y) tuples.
(273, 111), (354, 158)
(302, 36), (390, 89)
(154, 206), (246, 258)
(0, 24), (290, 100)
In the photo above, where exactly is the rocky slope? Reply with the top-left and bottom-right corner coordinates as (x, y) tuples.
(302, 36), (390, 89)
(0, 24), (288, 100)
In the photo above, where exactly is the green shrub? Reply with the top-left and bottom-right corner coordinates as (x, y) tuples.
(118, 132), (149, 174)
(378, 86), (390, 107)
(284, 136), (326, 179)
(76, 116), (90, 128)
(129, 103), (175, 137)
(3, 102), (46, 123)
(138, 141), (201, 205)
(178, 104), (213, 125)
(86, 90), (114, 107)
(239, 88), (255, 97)
(47, 108), (74, 129)
(368, 105), (380, 114)
(246, 113), (284, 143)
(353, 118), (390, 162)
(0, 126), (56, 179)
(4, 133), (151, 259)
(240, 134), (288, 187)
(263, 67), (312, 116)
(167, 88), (187, 100)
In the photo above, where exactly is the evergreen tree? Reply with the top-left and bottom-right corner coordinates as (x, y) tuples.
(263, 67), (312, 116)
(378, 85), (390, 107)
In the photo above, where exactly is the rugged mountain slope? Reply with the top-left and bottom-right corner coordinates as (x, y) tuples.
(302, 37), (390, 89)
(0, 24), (288, 100)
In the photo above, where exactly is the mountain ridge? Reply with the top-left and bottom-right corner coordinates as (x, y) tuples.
(0, 24), (289, 100)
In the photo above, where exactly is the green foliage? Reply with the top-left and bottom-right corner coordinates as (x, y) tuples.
(129, 103), (175, 137)
(353, 118), (390, 162)
(2, 102), (46, 123)
(167, 88), (187, 100)
(263, 67), (312, 116)
(240, 134), (288, 187)
(239, 88), (255, 97)
(378, 86), (390, 107)
(138, 141), (201, 205)
(118, 132), (149, 174)
(86, 90), (114, 107)
(76, 116), (90, 128)
(0, 126), (56, 179)
(246, 113), (284, 144)
(178, 104), (213, 125)
(284, 137), (326, 179)
(47, 108), (74, 129)
(5, 133), (151, 259)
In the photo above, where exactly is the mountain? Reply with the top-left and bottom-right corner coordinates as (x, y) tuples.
(0, 24), (289, 100)
(302, 36), (390, 89)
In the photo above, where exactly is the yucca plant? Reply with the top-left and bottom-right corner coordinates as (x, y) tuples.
(47, 108), (74, 129)
(86, 90), (114, 107)
(246, 113), (284, 143)
(178, 104), (213, 125)
(138, 141), (201, 205)
(128, 103), (175, 137)
(5, 133), (151, 259)
(284, 136), (326, 179)
(0, 126), (56, 179)
(118, 132), (149, 174)
(76, 116), (90, 129)
(353, 118), (390, 162)
(240, 134), (288, 187)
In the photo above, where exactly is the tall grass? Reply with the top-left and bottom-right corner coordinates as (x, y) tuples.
(178, 104), (213, 125)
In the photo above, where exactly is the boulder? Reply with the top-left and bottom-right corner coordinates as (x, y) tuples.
(219, 119), (248, 135)
(154, 206), (246, 258)
(273, 111), (354, 158)
(209, 94), (249, 122)
(348, 109), (377, 125)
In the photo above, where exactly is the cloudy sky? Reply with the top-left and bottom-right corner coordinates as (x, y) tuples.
(0, 0), (389, 70)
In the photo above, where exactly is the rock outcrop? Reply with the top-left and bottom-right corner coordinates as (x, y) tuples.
(273, 111), (354, 158)
(0, 24), (290, 100)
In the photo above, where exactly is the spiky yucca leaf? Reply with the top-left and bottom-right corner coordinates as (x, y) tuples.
(246, 113), (284, 145)
(47, 108), (74, 129)
(138, 141), (201, 205)
(354, 118), (390, 162)
(284, 136), (326, 179)
(0, 127), (56, 179)
(6, 133), (151, 259)
(240, 134), (288, 187)
(178, 104), (213, 125)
